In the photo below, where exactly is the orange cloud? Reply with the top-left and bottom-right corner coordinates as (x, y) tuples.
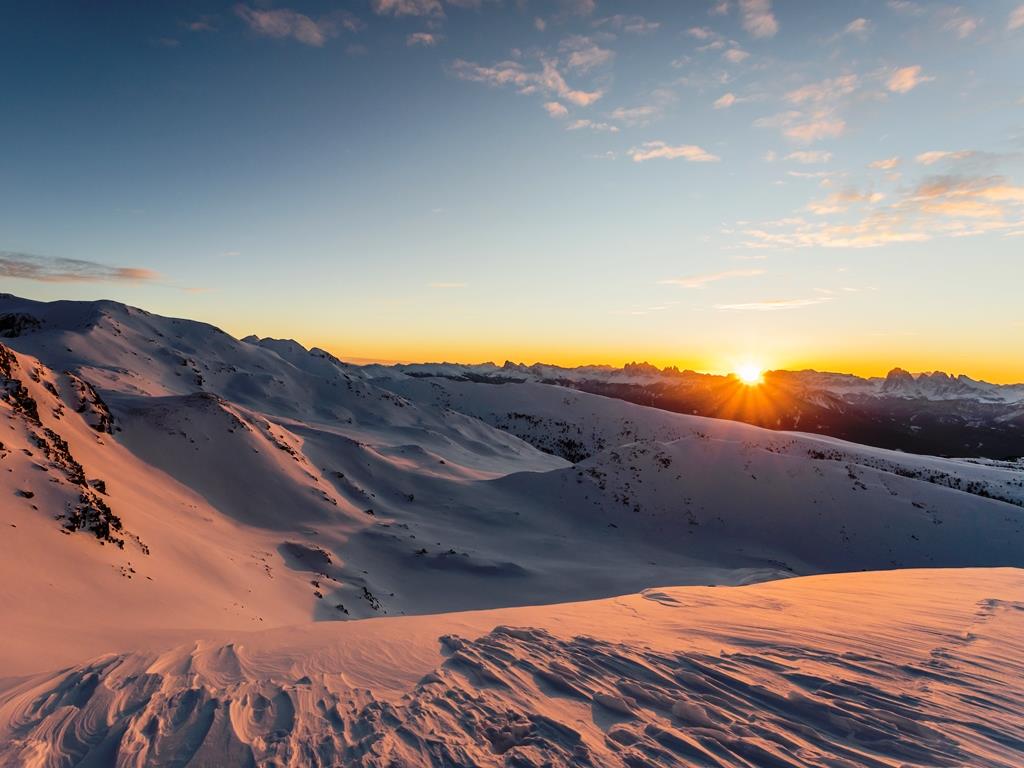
(0, 252), (160, 283)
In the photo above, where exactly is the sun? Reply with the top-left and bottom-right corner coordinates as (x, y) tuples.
(735, 363), (764, 386)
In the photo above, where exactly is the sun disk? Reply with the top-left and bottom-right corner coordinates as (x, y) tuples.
(736, 363), (764, 386)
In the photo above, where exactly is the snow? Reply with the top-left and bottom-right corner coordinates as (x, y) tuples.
(1, 294), (1023, 766)
(1, 569), (1021, 766)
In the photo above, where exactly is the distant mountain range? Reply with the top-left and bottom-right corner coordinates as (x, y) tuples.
(368, 361), (1024, 459)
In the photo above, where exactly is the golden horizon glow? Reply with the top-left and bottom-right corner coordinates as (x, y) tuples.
(298, 336), (1024, 385)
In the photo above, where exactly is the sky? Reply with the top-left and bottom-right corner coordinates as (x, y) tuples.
(1, 0), (1023, 382)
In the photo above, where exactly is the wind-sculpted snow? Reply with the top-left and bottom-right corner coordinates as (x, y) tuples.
(1, 569), (1021, 767)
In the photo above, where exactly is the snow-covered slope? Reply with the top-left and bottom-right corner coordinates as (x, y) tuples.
(377, 374), (1024, 506)
(375, 359), (1024, 459)
(1, 568), (1020, 767)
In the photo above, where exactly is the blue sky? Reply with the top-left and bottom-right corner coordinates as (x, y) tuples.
(2, 1), (1023, 380)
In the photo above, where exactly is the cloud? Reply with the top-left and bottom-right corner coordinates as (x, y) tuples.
(234, 5), (361, 46)
(709, 1), (730, 16)
(1011, 5), (1024, 31)
(660, 268), (765, 288)
(739, 0), (778, 38)
(427, 281), (467, 288)
(371, 0), (443, 17)
(407, 32), (442, 46)
(185, 17), (217, 32)
(806, 188), (885, 215)
(749, 74), (861, 145)
(560, 0), (596, 17)
(0, 252), (160, 283)
(716, 297), (832, 311)
(560, 35), (614, 73)
(723, 47), (750, 63)
(739, 173), (1024, 249)
(940, 7), (980, 38)
(887, 1), (924, 15)
(886, 65), (932, 93)
(687, 26), (716, 40)
(534, 16), (546, 31)
(755, 110), (845, 143)
(594, 15), (660, 34)
(869, 156), (901, 170)
(786, 75), (858, 105)
(785, 150), (832, 164)
(841, 17), (871, 37)
(609, 105), (660, 125)
(544, 101), (569, 118)
(628, 142), (720, 163)
(451, 58), (602, 106)
(915, 150), (975, 166)
(714, 92), (737, 109)
(567, 119), (619, 132)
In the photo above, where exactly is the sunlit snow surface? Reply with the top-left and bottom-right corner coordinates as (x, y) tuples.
(2, 569), (1021, 767)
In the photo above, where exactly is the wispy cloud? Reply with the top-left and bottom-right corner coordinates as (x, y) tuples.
(723, 47), (750, 63)
(558, 0), (596, 18)
(714, 92), (737, 109)
(628, 142), (720, 163)
(234, 5), (362, 46)
(839, 17), (871, 38)
(407, 32), (442, 47)
(185, 17), (217, 32)
(660, 268), (765, 288)
(786, 75), (858, 105)
(1011, 5), (1024, 31)
(886, 65), (932, 93)
(739, 0), (778, 38)
(939, 7), (980, 38)
(887, 1), (924, 16)
(754, 110), (845, 144)
(450, 58), (602, 106)
(371, 0), (443, 18)
(567, 118), (618, 132)
(610, 105), (661, 126)
(806, 188), (884, 215)
(560, 35), (614, 73)
(869, 156), (901, 170)
(544, 101), (569, 118)
(594, 15), (660, 34)
(786, 150), (832, 164)
(738, 172), (1024, 249)
(0, 252), (160, 283)
(716, 297), (832, 311)
(916, 150), (975, 165)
